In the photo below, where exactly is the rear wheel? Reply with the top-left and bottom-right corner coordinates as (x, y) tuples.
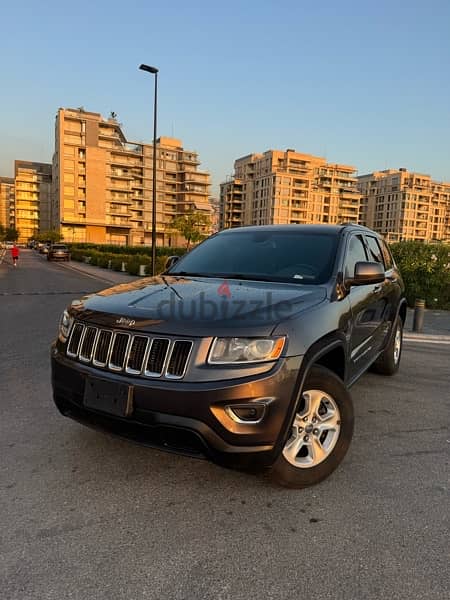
(371, 318), (403, 376)
(271, 365), (354, 488)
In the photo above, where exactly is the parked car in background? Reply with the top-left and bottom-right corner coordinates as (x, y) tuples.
(51, 224), (406, 488)
(47, 244), (70, 262)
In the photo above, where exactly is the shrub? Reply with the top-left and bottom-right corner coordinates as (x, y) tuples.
(67, 243), (186, 258)
(390, 241), (450, 310)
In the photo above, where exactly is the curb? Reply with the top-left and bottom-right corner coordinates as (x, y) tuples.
(404, 333), (450, 344)
(58, 260), (135, 285)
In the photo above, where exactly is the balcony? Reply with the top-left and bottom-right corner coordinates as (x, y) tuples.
(180, 153), (200, 165)
(110, 171), (133, 180)
(109, 208), (130, 217)
(109, 157), (136, 168)
(106, 217), (131, 227)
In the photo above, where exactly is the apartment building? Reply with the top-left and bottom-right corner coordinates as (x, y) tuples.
(52, 108), (211, 246)
(14, 161), (52, 243)
(0, 176), (15, 230)
(219, 178), (244, 230)
(358, 168), (450, 242)
(220, 149), (361, 229)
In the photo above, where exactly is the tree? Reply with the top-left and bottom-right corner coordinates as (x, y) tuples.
(5, 227), (19, 242)
(170, 212), (211, 250)
(36, 229), (64, 244)
(0, 224), (5, 241)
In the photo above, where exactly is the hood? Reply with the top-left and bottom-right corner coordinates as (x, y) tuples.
(70, 275), (328, 337)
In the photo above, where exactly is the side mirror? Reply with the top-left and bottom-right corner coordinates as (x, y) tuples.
(165, 255), (180, 270)
(349, 261), (385, 286)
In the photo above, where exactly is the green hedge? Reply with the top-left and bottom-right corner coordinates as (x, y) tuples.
(70, 247), (171, 276)
(67, 243), (186, 257)
(390, 241), (450, 310)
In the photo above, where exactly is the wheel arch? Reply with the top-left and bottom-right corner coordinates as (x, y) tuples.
(273, 335), (348, 458)
(398, 299), (407, 324)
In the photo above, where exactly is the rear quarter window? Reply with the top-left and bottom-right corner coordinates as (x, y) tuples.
(379, 239), (394, 270)
(365, 236), (384, 266)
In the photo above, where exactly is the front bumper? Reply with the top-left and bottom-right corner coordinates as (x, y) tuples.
(51, 348), (302, 469)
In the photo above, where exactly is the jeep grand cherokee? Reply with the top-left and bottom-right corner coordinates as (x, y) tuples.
(51, 224), (406, 488)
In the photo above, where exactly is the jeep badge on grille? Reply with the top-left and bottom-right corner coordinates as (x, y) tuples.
(116, 317), (136, 327)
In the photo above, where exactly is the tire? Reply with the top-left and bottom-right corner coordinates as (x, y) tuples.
(270, 365), (354, 489)
(371, 318), (403, 376)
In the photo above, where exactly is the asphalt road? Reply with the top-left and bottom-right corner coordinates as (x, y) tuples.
(1, 250), (449, 600)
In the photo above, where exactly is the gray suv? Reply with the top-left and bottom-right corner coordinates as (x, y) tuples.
(51, 224), (406, 488)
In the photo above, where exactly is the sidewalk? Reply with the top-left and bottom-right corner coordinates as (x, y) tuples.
(61, 259), (139, 285)
(404, 307), (450, 343)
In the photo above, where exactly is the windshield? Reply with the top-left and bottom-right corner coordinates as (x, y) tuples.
(169, 230), (339, 284)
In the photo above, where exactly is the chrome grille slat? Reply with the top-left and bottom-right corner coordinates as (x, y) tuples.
(67, 323), (85, 357)
(126, 336), (148, 374)
(144, 338), (170, 377)
(93, 330), (113, 367)
(108, 332), (131, 371)
(66, 324), (191, 379)
(79, 326), (98, 362)
(166, 340), (193, 379)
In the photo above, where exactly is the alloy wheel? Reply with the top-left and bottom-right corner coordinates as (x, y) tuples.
(282, 389), (341, 468)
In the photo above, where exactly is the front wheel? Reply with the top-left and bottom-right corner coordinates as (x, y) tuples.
(271, 365), (354, 488)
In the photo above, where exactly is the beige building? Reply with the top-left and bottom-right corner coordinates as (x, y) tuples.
(219, 178), (244, 230)
(0, 176), (15, 230)
(358, 168), (450, 242)
(220, 149), (361, 229)
(52, 108), (211, 246)
(14, 161), (52, 243)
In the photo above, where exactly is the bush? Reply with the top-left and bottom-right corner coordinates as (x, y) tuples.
(69, 246), (181, 277)
(67, 243), (186, 258)
(390, 241), (450, 310)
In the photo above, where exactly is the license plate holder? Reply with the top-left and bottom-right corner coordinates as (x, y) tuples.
(83, 377), (133, 417)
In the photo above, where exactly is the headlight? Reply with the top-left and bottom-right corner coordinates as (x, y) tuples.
(58, 309), (73, 343)
(208, 337), (285, 364)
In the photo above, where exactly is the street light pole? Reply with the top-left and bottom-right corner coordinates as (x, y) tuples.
(139, 63), (158, 275)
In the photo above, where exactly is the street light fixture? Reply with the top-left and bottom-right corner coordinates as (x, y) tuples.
(139, 63), (159, 275)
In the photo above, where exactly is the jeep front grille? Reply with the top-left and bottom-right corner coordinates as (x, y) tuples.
(66, 323), (193, 380)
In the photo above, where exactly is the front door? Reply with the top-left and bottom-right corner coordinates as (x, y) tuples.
(345, 234), (386, 380)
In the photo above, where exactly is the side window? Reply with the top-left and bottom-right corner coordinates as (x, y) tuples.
(379, 239), (393, 270)
(366, 236), (384, 267)
(345, 235), (368, 279)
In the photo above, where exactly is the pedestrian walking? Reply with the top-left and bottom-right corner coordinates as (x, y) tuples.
(11, 243), (19, 267)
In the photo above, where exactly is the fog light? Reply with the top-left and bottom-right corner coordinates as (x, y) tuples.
(225, 403), (266, 424)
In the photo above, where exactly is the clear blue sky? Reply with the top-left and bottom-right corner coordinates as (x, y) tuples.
(1, 0), (449, 195)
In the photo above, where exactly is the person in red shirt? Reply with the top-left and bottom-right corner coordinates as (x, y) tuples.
(11, 243), (20, 267)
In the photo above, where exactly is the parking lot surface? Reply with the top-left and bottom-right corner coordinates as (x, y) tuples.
(1, 251), (449, 599)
